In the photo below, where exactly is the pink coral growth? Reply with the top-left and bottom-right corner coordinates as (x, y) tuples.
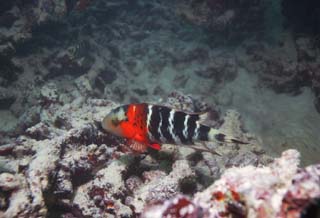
(142, 150), (320, 218)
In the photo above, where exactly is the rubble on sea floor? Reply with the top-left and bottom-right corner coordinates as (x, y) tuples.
(1, 0), (320, 217)
(142, 149), (320, 218)
(0, 90), (319, 217)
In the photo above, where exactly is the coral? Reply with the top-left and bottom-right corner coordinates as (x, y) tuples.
(0, 90), (269, 217)
(0, 87), (16, 110)
(141, 195), (202, 218)
(94, 66), (118, 92)
(128, 160), (195, 214)
(312, 72), (320, 113)
(171, 47), (210, 69)
(176, 0), (265, 42)
(239, 37), (320, 113)
(72, 160), (132, 217)
(142, 150), (320, 218)
(1, 1), (320, 217)
(0, 0), (68, 59)
(165, 91), (219, 116)
(46, 44), (95, 79)
(194, 54), (237, 85)
(295, 38), (317, 61)
(0, 89), (121, 217)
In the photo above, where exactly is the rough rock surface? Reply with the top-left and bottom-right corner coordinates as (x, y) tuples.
(129, 160), (195, 213)
(238, 37), (320, 113)
(142, 149), (320, 218)
(175, 0), (265, 42)
(0, 88), (272, 217)
(0, 0), (320, 217)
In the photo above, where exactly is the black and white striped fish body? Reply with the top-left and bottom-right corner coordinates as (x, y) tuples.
(146, 104), (246, 145)
(102, 103), (247, 154)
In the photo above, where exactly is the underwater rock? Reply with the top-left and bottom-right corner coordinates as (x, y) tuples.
(195, 109), (270, 182)
(0, 0), (68, 65)
(25, 122), (55, 140)
(40, 82), (60, 106)
(0, 57), (22, 86)
(173, 74), (189, 89)
(129, 160), (195, 214)
(171, 47), (209, 69)
(0, 11), (18, 29)
(165, 91), (219, 116)
(0, 2), (15, 14)
(94, 67), (118, 92)
(142, 149), (320, 218)
(0, 43), (15, 59)
(295, 37), (317, 61)
(141, 195), (202, 218)
(260, 59), (300, 94)
(313, 87), (320, 113)
(14, 106), (41, 133)
(125, 176), (143, 193)
(0, 87), (16, 110)
(0, 90), (271, 217)
(240, 42), (299, 93)
(0, 138), (61, 217)
(146, 57), (167, 75)
(72, 160), (132, 217)
(44, 41), (95, 78)
(195, 55), (237, 85)
(1, 0), (320, 216)
(0, 92), (121, 217)
(176, 0), (265, 42)
(0, 173), (20, 191)
(132, 88), (148, 96)
(279, 164), (320, 217)
(74, 75), (93, 97)
(240, 40), (320, 113)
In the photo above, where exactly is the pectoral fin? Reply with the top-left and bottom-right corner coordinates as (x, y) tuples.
(190, 142), (221, 156)
(148, 143), (161, 150)
(127, 140), (148, 153)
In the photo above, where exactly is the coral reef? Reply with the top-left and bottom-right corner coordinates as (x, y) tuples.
(142, 149), (320, 218)
(175, 0), (265, 42)
(0, 87), (272, 217)
(238, 36), (320, 113)
(1, 0), (320, 217)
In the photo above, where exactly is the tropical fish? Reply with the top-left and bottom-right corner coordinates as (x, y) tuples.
(101, 103), (247, 154)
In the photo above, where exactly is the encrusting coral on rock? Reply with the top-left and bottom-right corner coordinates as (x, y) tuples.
(1, 88), (319, 217)
(0, 88), (273, 217)
(175, 0), (265, 42)
(142, 149), (320, 218)
(1, 0), (320, 217)
(238, 36), (320, 113)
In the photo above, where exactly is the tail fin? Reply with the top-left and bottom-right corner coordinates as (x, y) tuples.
(208, 128), (248, 144)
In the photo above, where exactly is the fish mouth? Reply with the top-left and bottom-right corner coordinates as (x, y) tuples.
(102, 115), (113, 132)
(101, 114), (124, 137)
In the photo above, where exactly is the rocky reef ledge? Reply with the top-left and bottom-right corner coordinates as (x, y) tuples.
(143, 149), (320, 218)
(0, 92), (319, 218)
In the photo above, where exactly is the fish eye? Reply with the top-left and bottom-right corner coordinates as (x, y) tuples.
(111, 118), (121, 126)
